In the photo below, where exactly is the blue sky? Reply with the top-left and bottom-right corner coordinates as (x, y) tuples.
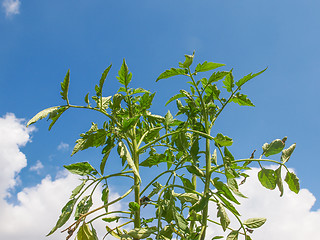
(1, 1), (320, 239)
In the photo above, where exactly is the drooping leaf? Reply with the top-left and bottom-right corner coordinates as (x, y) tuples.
(70, 180), (87, 199)
(127, 227), (157, 239)
(47, 198), (76, 236)
(48, 106), (69, 130)
(64, 162), (98, 176)
(102, 216), (120, 223)
(116, 59), (132, 87)
(212, 237), (224, 239)
(140, 153), (167, 167)
(173, 211), (188, 231)
(60, 69), (70, 103)
(231, 93), (255, 107)
(75, 196), (93, 220)
(165, 93), (185, 106)
(101, 186), (109, 212)
(275, 166), (284, 197)
(129, 201), (140, 212)
(179, 176), (195, 193)
(77, 223), (95, 240)
(95, 64), (112, 97)
(243, 218), (267, 228)
(156, 68), (187, 82)
(186, 165), (205, 177)
(262, 139), (285, 157)
(217, 202), (230, 231)
(172, 192), (198, 204)
(226, 230), (239, 240)
(227, 178), (247, 198)
(100, 137), (115, 175)
(118, 141), (141, 183)
(190, 194), (209, 212)
(223, 71), (234, 92)
(281, 143), (296, 164)
(148, 182), (163, 198)
(27, 106), (61, 127)
(235, 68), (267, 88)
(258, 168), (277, 190)
(195, 61), (225, 73)
(216, 194), (240, 216)
(84, 93), (90, 105)
(214, 133), (233, 147)
(179, 52), (194, 68)
(213, 178), (240, 204)
(122, 116), (140, 132)
(284, 172), (300, 194)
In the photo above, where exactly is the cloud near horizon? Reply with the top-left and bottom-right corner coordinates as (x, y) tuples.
(2, 0), (20, 17)
(0, 113), (319, 239)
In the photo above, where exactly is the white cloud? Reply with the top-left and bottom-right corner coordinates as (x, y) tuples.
(2, 0), (20, 17)
(206, 167), (320, 240)
(57, 141), (69, 151)
(29, 160), (44, 174)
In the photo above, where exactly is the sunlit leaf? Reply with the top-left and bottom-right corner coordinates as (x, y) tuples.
(75, 196), (93, 220)
(156, 68), (187, 82)
(127, 227), (157, 239)
(262, 139), (285, 157)
(179, 52), (194, 68)
(235, 68), (267, 88)
(226, 230), (238, 240)
(243, 218), (266, 228)
(285, 172), (300, 194)
(64, 162), (98, 176)
(231, 93), (255, 107)
(217, 202), (230, 231)
(118, 141), (141, 182)
(281, 143), (296, 164)
(77, 223), (95, 240)
(258, 168), (277, 190)
(214, 133), (233, 147)
(95, 64), (112, 97)
(60, 69), (70, 103)
(195, 61), (225, 73)
(27, 106), (61, 127)
(116, 59), (132, 87)
(223, 71), (234, 92)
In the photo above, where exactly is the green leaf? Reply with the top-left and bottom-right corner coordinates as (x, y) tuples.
(190, 194), (209, 212)
(77, 223), (95, 240)
(102, 216), (120, 223)
(172, 192), (198, 204)
(186, 165), (205, 177)
(285, 172), (300, 194)
(262, 139), (285, 157)
(231, 93), (255, 107)
(174, 211), (188, 231)
(118, 141), (141, 182)
(216, 194), (240, 216)
(208, 71), (229, 84)
(116, 59), (132, 87)
(84, 93), (90, 105)
(275, 166), (284, 197)
(127, 227), (156, 239)
(227, 178), (247, 198)
(140, 153), (167, 167)
(179, 176), (195, 193)
(212, 237), (224, 240)
(60, 69), (70, 104)
(235, 68), (267, 88)
(179, 52), (194, 68)
(217, 202), (230, 232)
(101, 186), (109, 212)
(100, 137), (115, 175)
(47, 198), (76, 236)
(195, 61), (225, 73)
(223, 71), (234, 92)
(214, 133), (233, 147)
(156, 68), (187, 82)
(164, 110), (174, 127)
(27, 106), (61, 127)
(95, 64), (112, 97)
(281, 143), (296, 164)
(226, 230), (239, 240)
(243, 218), (267, 228)
(129, 201), (140, 212)
(70, 180), (86, 199)
(75, 196), (93, 220)
(64, 162), (98, 176)
(148, 182), (163, 198)
(122, 116), (140, 132)
(48, 106), (69, 130)
(165, 93), (184, 106)
(213, 178), (240, 204)
(212, 149), (218, 165)
(258, 168), (277, 190)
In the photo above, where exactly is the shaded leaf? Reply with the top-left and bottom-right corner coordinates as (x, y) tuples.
(275, 166), (284, 197)
(208, 71), (229, 84)
(213, 178), (240, 204)
(186, 165), (205, 177)
(101, 186), (109, 212)
(226, 231), (238, 240)
(128, 227), (156, 239)
(77, 223), (95, 240)
(75, 196), (93, 220)
(190, 194), (209, 212)
(70, 180), (86, 199)
(118, 141), (141, 182)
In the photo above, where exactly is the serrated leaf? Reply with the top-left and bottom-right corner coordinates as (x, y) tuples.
(122, 116), (139, 132)
(195, 61), (225, 73)
(116, 59), (132, 87)
(258, 168), (277, 190)
(208, 71), (230, 84)
(156, 68), (187, 82)
(281, 143), (296, 163)
(48, 106), (69, 130)
(96, 64), (112, 97)
(179, 52), (194, 68)
(223, 71), (234, 92)
(285, 172), (300, 194)
(243, 218), (266, 228)
(235, 68), (267, 87)
(226, 230), (238, 240)
(217, 202), (230, 231)
(118, 141), (141, 183)
(64, 162), (98, 176)
(262, 139), (285, 157)
(164, 110), (174, 127)
(165, 93), (184, 106)
(214, 133), (233, 147)
(47, 198), (76, 236)
(231, 93), (255, 107)
(60, 69), (70, 103)
(27, 106), (61, 127)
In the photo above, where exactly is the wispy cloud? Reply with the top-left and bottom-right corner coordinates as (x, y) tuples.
(29, 160), (44, 174)
(57, 142), (69, 151)
(2, 0), (21, 17)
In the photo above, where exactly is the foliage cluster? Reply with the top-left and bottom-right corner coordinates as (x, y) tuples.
(28, 53), (299, 240)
